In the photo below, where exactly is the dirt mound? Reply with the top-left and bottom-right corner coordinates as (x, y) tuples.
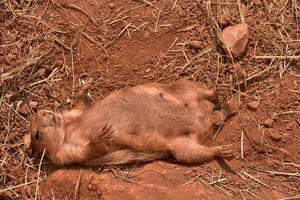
(44, 163), (228, 200)
(0, 0), (299, 199)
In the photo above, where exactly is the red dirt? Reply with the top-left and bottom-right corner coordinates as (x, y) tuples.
(0, 0), (299, 199)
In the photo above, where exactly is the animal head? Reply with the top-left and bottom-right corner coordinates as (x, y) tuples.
(24, 110), (64, 156)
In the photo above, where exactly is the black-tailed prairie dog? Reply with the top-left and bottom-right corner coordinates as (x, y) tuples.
(24, 79), (238, 166)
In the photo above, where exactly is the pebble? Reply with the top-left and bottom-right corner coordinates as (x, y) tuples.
(245, 16), (256, 27)
(56, 59), (64, 67)
(66, 98), (72, 104)
(233, 63), (245, 75)
(286, 121), (296, 130)
(247, 101), (259, 111)
(262, 118), (273, 128)
(218, 13), (230, 27)
(38, 68), (46, 76)
(253, 0), (262, 6)
(222, 23), (249, 58)
(29, 101), (38, 109)
(108, 3), (115, 9)
(186, 40), (202, 50)
(270, 132), (281, 142)
(17, 101), (29, 116)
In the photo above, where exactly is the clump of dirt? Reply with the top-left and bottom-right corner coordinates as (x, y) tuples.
(0, 0), (299, 199)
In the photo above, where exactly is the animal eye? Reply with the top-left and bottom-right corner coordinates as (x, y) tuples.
(35, 131), (40, 140)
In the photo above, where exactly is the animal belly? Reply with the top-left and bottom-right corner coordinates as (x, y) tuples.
(113, 131), (169, 153)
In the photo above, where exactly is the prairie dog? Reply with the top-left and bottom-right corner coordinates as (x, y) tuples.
(24, 80), (238, 166)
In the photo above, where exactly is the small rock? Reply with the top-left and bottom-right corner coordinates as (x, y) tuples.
(186, 40), (202, 50)
(184, 169), (195, 175)
(247, 101), (259, 111)
(233, 63), (245, 75)
(43, 84), (51, 92)
(255, 146), (266, 153)
(267, 148), (274, 154)
(245, 16), (256, 27)
(262, 118), (273, 128)
(286, 121), (296, 130)
(144, 31), (150, 38)
(293, 80), (298, 87)
(5, 90), (15, 100)
(66, 98), (72, 104)
(17, 101), (29, 116)
(270, 132), (281, 142)
(55, 59), (64, 67)
(222, 23), (249, 58)
(45, 65), (54, 73)
(108, 3), (115, 9)
(253, 0), (262, 6)
(38, 68), (46, 76)
(218, 13), (230, 27)
(29, 101), (38, 109)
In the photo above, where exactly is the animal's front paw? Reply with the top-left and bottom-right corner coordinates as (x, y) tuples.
(217, 145), (234, 160)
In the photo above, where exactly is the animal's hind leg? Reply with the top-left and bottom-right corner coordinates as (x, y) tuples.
(168, 137), (234, 164)
(171, 80), (221, 103)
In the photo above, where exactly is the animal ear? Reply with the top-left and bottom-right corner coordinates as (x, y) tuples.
(34, 130), (41, 140)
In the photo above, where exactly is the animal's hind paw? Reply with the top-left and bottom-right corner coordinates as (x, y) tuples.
(216, 145), (234, 160)
(222, 94), (240, 117)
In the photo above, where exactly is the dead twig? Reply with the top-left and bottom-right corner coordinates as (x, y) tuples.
(35, 148), (46, 200)
(272, 111), (300, 117)
(236, 61), (276, 86)
(171, 0), (178, 11)
(177, 47), (213, 75)
(241, 130), (244, 159)
(262, 170), (300, 177)
(242, 171), (269, 187)
(254, 55), (300, 59)
(177, 24), (198, 32)
(209, 178), (227, 185)
(279, 194), (300, 200)
(57, 2), (97, 25)
(137, 0), (162, 12)
(74, 169), (83, 200)
(0, 181), (36, 193)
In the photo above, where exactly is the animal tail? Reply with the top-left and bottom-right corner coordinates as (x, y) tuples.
(86, 150), (168, 166)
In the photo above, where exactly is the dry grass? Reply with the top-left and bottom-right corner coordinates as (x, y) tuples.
(0, 0), (299, 199)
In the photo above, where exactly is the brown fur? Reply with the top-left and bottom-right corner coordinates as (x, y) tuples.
(25, 80), (238, 166)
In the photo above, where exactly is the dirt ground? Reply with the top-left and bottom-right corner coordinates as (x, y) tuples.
(0, 0), (300, 199)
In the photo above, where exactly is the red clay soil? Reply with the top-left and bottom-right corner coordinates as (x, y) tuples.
(0, 0), (299, 199)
